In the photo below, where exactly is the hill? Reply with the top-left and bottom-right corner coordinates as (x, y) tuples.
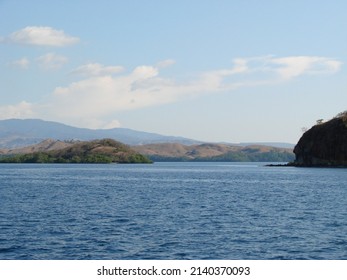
(0, 139), (294, 163)
(133, 143), (294, 162)
(0, 138), (73, 155)
(0, 119), (200, 148)
(0, 139), (152, 164)
(292, 111), (347, 167)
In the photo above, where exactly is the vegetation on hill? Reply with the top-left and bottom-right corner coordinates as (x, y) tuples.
(0, 136), (295, 164)
(0, 139), (152, 164)
(133, 143), (294, 162)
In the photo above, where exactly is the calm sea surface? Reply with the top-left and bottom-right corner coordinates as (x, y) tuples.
(1, 162), (347, 260)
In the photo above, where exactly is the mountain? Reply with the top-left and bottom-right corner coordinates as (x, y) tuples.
(292, 111), (347, 167)
(133, 143), (294, 162)
(0, 139), (152, 164)
(0, 119), (200, 148)
(0, 119), (296, 153)
(1, 139), (294, 163)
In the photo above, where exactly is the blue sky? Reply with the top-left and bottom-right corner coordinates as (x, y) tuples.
(0, 0), (346, 143)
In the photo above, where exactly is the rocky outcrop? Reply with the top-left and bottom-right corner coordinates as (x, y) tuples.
(293, 113), (347, 167)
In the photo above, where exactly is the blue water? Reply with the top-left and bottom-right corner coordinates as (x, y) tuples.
(1, 162), (347, 260)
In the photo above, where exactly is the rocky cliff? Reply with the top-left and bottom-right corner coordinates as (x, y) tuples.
(293, 113), (347, 167)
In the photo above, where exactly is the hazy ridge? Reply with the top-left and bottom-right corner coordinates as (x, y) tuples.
(0, 119), (295, 162)
(0, 119), (199, 148)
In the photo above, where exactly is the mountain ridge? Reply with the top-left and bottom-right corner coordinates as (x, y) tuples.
(0, 118), (200, 148)
(0, 118), (295, 149)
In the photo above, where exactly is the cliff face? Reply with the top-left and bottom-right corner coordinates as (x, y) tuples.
(293, 115), (347, 167)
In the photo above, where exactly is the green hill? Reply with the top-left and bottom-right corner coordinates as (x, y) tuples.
(0, 139), (152, 164)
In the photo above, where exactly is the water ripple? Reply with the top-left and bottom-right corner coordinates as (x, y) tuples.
(1, 163), (347, 259)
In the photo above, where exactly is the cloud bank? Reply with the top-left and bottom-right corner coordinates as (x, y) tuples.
(0, 55), (342, 128)
(0, 101), (34, 119)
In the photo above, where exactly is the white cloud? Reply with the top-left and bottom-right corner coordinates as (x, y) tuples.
(1, 55), (341, 128)
(10, 57), (30, 69)
(51, 68), (165, 114)
(37, 53), (68, 70)
(198, 58), (250, 90)
(40, 65), (185, 127)
(131, 65), (159, 80)
(70, 63), (124, 76)
(230, 58), (249, 74)
(270, 56), (342, 80)
(7, 26), (79, 47)
(103, 120), (121, 129)
(235, 55), (342, 81)
(0, 101), (35, 119)
(156, 59), (176, 68)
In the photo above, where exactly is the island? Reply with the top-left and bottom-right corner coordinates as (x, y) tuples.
(0, 139), (152, 164)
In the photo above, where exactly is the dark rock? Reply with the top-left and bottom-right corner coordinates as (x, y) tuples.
(293, 113), (347, 167)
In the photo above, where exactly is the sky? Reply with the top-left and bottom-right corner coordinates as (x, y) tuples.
(0, 0), (346, 143)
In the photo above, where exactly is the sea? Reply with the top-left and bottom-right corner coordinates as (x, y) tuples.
(1, 162), (347, 260)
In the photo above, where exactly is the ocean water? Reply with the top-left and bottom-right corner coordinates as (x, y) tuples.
(0, 162), (347, 260)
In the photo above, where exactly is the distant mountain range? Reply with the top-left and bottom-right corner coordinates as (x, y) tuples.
(0, 118), (295, 151)
(0, 119), (295, 162)
(0, 119), (200, 148)
(1, 139), (294, 163)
